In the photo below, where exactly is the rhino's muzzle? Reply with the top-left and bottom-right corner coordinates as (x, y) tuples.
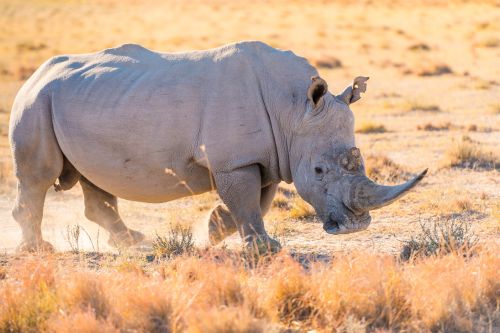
(323, 213), (371, 235)
(349, 169), (428, 213)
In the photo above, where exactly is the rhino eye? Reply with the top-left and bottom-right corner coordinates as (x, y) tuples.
(314, 167), (324, 175)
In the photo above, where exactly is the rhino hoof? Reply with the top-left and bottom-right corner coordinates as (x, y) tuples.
(244, 235), (282, 256)
(108, 229), (145, 248)
(17, 240), (55, 253)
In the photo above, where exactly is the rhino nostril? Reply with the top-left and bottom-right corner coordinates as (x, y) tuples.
(342, 202), (363, 217)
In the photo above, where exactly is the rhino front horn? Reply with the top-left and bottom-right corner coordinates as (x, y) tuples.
(350, 169), (428, 212)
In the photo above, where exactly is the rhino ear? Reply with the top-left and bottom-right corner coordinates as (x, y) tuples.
(307, 76), (328, 109)
(338, 76), (369, 105)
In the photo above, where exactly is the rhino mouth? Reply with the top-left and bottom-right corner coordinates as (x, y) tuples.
(323, 214), (371, 235)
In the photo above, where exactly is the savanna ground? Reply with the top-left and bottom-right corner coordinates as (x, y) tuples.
(0, 0), (499, 332)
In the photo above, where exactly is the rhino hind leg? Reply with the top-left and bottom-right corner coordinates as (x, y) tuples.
(208, 183), (278, 245)
(13, 182), (58, 252)
(79, 177), (145, 247)
(10, 98), (64, 252)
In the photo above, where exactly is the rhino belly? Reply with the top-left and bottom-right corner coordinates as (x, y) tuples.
(51, 109), (212, 203)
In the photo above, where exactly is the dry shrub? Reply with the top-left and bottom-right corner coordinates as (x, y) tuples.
(415, 63), (453, 76)
(451, 198), (474, 212)
(313, 55), (342, 69)
(15, 65), (37, 80)
(16, 41), (47, 52)
(315, 253), (412, 330)
(272, 191), (291, 209)
(475, 37), (500, 48)
(170, 256), (245, 308)
(417, 122), (451, 131)
(490, 103), (500, 114)
(402, 247), (499, 332)
(58, 272), (110, 319)
(364, 155), (410, 183)
(355, 121), (387, 134)
(110, 277), (177, 333)
(408, 42), (431, 51)
(400, 219), (478, 261)
(406, 101), (441, 112)
(186, 306), (265, 333)
(444, 136), (499, 170)
(47, 310), (117, 333)
(153, 224), (195, 258)
(0, 260), (58, 332)
(289, 197), (315, 220)
(467, 124), (478, 131)
(474, 79), (496, 90)
(259, 255), (319, 326)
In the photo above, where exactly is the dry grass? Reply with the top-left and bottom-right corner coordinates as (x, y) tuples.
(355, 121), (387, 134)
(417, 122), (451, 131)
(153, 224), (195, 258)
(289, 197), (315, 220)
(0, 247), (498, 332)
(490, 103), (500, 114)
(415, 63), (453, 76)
(400, 219), (478, 260)
(364, 155), (411, 184)
(475, 37), (500, 48)
(405, 101), (441, 113)
(443, 136), (499, 170)
(312, 55), (342, 69)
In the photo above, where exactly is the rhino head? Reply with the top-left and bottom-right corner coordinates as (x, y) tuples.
(290, 76), (427, 234)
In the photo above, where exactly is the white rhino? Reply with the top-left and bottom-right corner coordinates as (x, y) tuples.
(9, 41), (426, 252)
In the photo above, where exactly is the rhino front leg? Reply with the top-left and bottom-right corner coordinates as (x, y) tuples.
(208, 184), (278, 245)
(213, 166), (281, 253)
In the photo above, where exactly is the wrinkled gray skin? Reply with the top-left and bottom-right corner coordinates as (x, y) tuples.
(9, 41), (426, 253)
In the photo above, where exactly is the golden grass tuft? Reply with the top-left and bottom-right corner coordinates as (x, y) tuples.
(407, 42), (431, 51)
(415, 63), (453, 76)
(406, 101), (441, 112)
(490, 103), (500, 114)
(58, 273), (110, 319)
(289, 197), (315, 220)
(355, 121), (387, 134)
(475, 37), (500, 48)
(443, 136), (499, 170)
(417, 122), (451, 131)
(313, 55), (342, 69)
(47, 310), (117, 333)
(271, 192), (291, 209)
